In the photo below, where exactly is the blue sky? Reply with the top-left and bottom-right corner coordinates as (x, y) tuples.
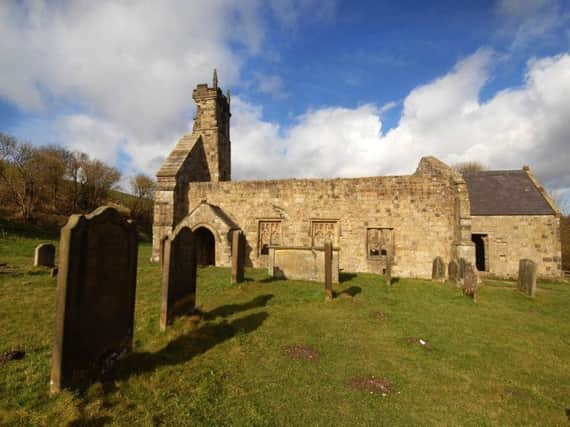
(0, 0), (569, 208)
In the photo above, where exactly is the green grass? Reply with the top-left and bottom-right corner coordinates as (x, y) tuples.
(1, 233), (569, 426)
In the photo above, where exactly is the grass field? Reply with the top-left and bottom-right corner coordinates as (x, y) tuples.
(1, 231), (569, 426)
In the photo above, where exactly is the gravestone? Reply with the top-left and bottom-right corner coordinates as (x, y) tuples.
(448, 260), (459, 286)
(517, 259), (537, 297)
(432, 257), (445, 282)
(231, 230), (245, 284)
(324, 240), (333, 301)
(458, 258), (467, 280)
(463, 263), (478, 302)
(385, 257), (393, 286)
(34, 243), (55, 267)
(161, 227), (197, 331)
(51, 207), (138, 393)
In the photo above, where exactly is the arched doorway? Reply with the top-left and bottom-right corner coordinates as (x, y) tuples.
(194, 227), (215, 266)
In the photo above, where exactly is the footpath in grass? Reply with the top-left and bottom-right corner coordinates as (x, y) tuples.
(1, 240), (569, 426)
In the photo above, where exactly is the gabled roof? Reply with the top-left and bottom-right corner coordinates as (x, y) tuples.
(463, 170), (556, 216)
(156, 134), (200, 178)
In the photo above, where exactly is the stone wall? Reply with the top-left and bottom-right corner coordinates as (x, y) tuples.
(470, 215), (561, 278)
(184, 158), (464, 278)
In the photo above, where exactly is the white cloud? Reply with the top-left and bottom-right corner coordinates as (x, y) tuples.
(495, 0), (570, 49)
(0, 0), (265, 173)
(231, 50), (570, 202)
(255, 74), (289, 99)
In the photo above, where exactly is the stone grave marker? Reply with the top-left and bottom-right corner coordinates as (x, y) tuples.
(432, 256), (446, 282)
(324, 239), (334, 301)
(161, 226), (197, 331)
(448, 259), (459, 286)
(385, 256), (393, 286)
(34, 243), (55, 267)
(231, 230), (245, 284)
(51, 207), (138, 393)
(517, 259), (537, 297)
(462, 263), (478, 302)
(458, 258), (467, 280)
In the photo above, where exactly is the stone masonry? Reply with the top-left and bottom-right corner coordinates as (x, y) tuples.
(152, 73), (561, 279)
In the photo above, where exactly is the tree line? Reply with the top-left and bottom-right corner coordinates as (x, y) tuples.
(0, 132), (155, 234)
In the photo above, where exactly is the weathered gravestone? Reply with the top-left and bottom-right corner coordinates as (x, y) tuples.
(34, 243), (55, 267)
(231, 230), (245, 284)
(448, 259), (459, 286)
(324, 239), (334, 301)
(385, 256), (393, 286)
(51, 207), (138, 393)
(432, 256), (446, 282)
(517, 259), (537, 297)
(457, 258), (469, 282)
(463, 263), (478, 302)
(161, 226), (197, 331)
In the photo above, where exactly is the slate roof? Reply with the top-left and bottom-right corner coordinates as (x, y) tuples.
(463, 170), (555, 216)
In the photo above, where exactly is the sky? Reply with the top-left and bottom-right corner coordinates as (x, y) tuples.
(0, 0), (569, 208)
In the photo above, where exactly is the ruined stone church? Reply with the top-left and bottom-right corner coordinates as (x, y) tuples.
(152, 73), (562, 279)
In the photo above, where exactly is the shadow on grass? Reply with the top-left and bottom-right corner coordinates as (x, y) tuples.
(337, 286), (362, 298)
(339, 272), (357, 283)
(258, 275), (286, 283)
(68, 415), (113, 427)
(203, 294), (273, 320)
(102, 311), (269, 391)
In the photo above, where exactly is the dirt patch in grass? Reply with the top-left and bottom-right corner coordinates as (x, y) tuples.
(403, 337), (432, 351)
(371, 311), (388, 320)
(350, 376), (393, 395)
(284, 344), (319, 361)
(504, 387), (532, 399)
(0, 350), (25, 364)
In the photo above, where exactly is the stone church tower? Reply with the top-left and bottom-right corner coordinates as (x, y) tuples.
(192, 69), (231, 182)
(152, 71), (232, 261)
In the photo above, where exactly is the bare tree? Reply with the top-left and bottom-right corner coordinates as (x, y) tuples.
(0, 133), (44, 221)
(79, 157), (121, 211)
(129, 173), (156, 232)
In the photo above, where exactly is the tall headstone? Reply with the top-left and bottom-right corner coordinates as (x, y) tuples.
(432, 256), (445, 282)
(458, 258), (467, 280)
(51, 207), (138, 393)
(34, 243), (55, 267)
(324, 239), (333, 301)
(231, 230), (245, 284)
(463, 263), (478, 302)
(448, 259), (459, 286)
(385, 256), (393, 286)
(160, 227), (197, 331)
(517, 259), (537, 297)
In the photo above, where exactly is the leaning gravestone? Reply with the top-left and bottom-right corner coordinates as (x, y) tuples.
(231, 230), (245, 284)
(34, 243), (55, 267)
(432, 257), (446, 282)
(51, 207), (138, 393)
(161, 226), (197, 331)
(463, 263), (478, 302)
(517, 259), (537, 297)
(448, 260), (459, 286)
(324, 239), (334, 301)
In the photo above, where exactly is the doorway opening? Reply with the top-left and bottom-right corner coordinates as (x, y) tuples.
(471, 234), (487, 272)
(195, 227), (215, 266)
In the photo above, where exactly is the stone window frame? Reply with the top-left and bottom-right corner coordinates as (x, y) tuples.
(309, 218), (340, 248)
(366, 227), (394, 260)
(257, 219), (283, 256)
